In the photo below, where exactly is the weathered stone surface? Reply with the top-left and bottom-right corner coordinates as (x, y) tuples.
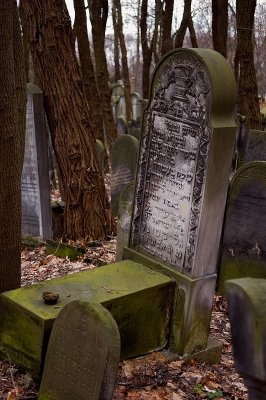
(131, 92), (143, 121)
(21, 83), (52, 239)
(218, 161), (266, 294)
(116, 116), (127, 135)
(244, 129), (266, 163)
(38, 301), (120, 400)
(226, 278), (266, 400)
(116, 183), (134, 262)
(111, 135), (139, 216)
(126, 48), (236, 354)
(0, 260), (175, 379)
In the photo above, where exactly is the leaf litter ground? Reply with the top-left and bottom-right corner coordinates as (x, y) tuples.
(0, 241), (248, 400)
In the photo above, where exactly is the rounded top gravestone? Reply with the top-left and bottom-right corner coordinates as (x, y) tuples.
(38, 300), (120, 400)
(129, 48), (237, 278)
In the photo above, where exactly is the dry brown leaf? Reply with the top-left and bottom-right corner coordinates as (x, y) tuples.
(39, 254), (56, 266)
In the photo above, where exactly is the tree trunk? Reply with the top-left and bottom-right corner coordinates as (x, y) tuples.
(141, 0), (153, 98)
(161, 0), (174, 56)
(151, 0), (163, 65)
(174, 0), (197, 48)
(19, 0), (30, 82)
(212, 0), (228, 58)
(89, 0), (117, 146)
(236, 0), (261, 129)
(113, 0), (132, 121)
(0, 0), (26, 292)
(22, 0), (115, 241)
(112, 2), (121, 82)
(74, 0), (105, 143)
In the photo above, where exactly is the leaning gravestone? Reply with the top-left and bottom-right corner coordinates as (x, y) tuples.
(123, 48), (237, 355)
(226, 278), (266, 400)
(21, 83), (52, 239)
(218, 161), (266, 294)
(111, 135), (139, 216)
(38, 301), (120, 400)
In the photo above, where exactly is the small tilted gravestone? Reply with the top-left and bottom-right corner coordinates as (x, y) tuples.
(38, 301), (120, 400)
(111, 135), (139, 216)
(21, 83), (53, 239)
(226, 278), (266, 400)
(218, 161), (266, 294)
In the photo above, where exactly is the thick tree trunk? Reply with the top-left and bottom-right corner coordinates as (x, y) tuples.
(0, 0), (26, 292)
(161, 0), (174, 56)
(141, 0), (153, 98)
(89, 0), (117, 146)
(236, 0), (261, 129)
(74, 0), (105, 142)
(22, 0), (115, 241)
(212, 0), (228, 58)
(19, 1), (30, 82)
(113, 0), (132, 121)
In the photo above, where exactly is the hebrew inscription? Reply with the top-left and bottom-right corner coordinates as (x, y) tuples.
(130, 51), (211, 272)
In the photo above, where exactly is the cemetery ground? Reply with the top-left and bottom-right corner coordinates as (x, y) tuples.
(0, 237), (248, 400)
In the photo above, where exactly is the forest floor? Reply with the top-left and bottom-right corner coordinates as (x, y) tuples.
(0, 239), (248, 400)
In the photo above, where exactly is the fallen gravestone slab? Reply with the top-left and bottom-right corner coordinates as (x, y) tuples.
(38, 301), (120, 400)
(226, 278), (266, 400)
(218, 161), (266, 294)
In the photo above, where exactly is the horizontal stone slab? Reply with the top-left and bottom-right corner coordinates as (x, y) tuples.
(0, 260), (175, 379)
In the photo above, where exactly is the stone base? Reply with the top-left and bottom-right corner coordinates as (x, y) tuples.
(0, 260), (175, 380)
(163, 337), (222, 365)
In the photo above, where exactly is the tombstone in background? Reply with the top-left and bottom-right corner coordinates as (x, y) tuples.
(111, 135), (139, 216)
(117, 96), (126, 119)
(243, 129), (266, 164)
(218, 161), (266, 294)
(123, 48), (237, 355)
(226, 278), (266, 400)
(131, 92), (143, 122)
(233, 114), (248, 170)
(116, 116), (128, 135)
(116, 182), (134, 262)
(38, 301), (120, 400)
(21, 83), (53, 239)
(111, 81), (124, 122)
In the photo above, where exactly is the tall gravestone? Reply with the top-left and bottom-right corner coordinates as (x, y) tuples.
(218, 161), (266, 294)
(38, 301), (120, 400)
(111, 135), (139, 216)
(226, 278), (266, 400)
(21, 83), (52, 239)
(124, 48), (237, 354)
(131, 92), (143, 122)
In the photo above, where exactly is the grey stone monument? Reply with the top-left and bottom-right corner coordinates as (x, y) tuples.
(131, 92), (143, 122)
(124, 48), (237, 355)
(218, 161), (266, 294)
(244, 129), (266, 164)
(226, 278), (266, 400)
(111, 135), (139, 216)
(38, 300), (120, 400)
(21, 83), (52, 239)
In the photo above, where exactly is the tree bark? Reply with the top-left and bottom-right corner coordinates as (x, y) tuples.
(19, 0), (30, 82)
(236, 0), (261, 129)
(89, 0), (117, 146)
(113, 0), (133, 121)
(22, 0), (115, 241)
(161, 0), (174, 56)
(74, 0), (105, 142)
(0, 0), (26, 292)
(212, 0), (228, 58)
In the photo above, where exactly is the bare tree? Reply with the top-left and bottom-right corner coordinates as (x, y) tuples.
(161, 0), (174, 56)
(174, 0), (198, 48)
(212, 0), (228, 58)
